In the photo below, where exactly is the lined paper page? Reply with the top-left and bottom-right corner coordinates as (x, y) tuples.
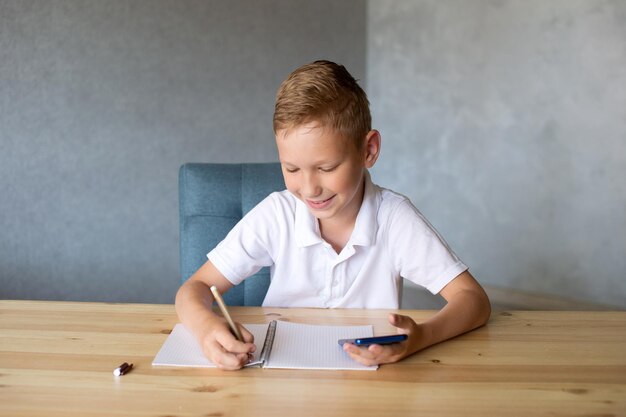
(152, 323), (269, 367)
(266, 321), (377, 371)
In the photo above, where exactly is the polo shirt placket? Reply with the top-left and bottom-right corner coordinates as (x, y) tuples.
(324, 243), (358, 306)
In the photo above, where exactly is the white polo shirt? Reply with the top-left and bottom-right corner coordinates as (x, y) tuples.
(208, 173), (468, 309)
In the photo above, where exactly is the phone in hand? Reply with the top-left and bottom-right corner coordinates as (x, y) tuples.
(338, 334), (408, 347)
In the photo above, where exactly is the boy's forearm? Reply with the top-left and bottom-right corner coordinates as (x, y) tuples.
(413, 288), (491, 352)
(175, 279), (221, 340)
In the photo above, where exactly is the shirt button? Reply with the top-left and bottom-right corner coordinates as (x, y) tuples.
(332, 280), (339, 287)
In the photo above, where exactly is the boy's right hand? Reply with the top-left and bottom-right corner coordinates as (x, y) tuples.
(201, 321), (256, 370)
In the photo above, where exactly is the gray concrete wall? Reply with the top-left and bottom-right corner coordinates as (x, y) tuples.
(3, 0), (624, 308)
(368, 0), (626, 307)
(0, 0), (366, 303)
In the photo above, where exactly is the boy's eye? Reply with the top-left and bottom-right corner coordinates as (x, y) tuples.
(285, 167), (299, 173)
(319, 165), (338, 173)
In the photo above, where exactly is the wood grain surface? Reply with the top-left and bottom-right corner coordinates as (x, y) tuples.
(1, 300), (624, 417)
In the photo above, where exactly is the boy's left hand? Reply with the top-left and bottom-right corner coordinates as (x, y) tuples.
(342, 313), (420, 366)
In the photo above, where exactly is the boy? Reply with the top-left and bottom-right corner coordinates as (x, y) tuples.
(175, 60), (491, 370)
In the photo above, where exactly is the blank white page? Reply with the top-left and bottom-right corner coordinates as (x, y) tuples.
(266, 321), (377, 371)
(152, 323), (269, 367)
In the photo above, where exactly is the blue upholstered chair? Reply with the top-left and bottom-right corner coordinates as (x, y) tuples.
(179, 163), (284, 306)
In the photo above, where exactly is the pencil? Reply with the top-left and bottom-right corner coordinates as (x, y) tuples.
(210, 285), (244, 342)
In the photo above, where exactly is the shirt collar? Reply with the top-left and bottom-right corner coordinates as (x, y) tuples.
(350, 171), (379, 247)
(294, 196), (323, 247)
(293, 171), (380, 248)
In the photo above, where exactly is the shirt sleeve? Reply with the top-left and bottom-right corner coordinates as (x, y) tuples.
(207, 195), (277, 285)
(386, 199), (468, 294)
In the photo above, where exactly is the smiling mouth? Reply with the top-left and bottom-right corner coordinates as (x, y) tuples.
(306, 195), (335, 209)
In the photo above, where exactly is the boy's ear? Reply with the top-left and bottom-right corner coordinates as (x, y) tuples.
(363, 130), (381, 168)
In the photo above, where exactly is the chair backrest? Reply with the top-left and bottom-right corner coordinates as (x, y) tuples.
(179, 162), (284, 306)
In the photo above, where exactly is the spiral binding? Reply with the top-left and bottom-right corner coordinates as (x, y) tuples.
(257, 320), (277, 367)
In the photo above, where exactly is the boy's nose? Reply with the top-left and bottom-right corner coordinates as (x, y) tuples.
(301, 173), (322, 198)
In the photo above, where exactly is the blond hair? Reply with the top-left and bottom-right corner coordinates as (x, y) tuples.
(273, 60), (371, 148)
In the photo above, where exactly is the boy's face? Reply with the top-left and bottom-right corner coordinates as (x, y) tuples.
(276, 122), (379, 227)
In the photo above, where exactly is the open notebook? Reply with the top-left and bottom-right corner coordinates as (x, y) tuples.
(153, 320), (378, 371)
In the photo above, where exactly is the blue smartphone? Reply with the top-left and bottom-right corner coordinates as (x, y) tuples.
(338, 334), (408, 347)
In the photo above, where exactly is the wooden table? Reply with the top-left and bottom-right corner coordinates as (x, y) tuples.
(1, 300), (625, 417)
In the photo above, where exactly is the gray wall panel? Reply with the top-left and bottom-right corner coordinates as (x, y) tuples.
(0, 0), (366, 302)
(367, 0), (626, 307)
